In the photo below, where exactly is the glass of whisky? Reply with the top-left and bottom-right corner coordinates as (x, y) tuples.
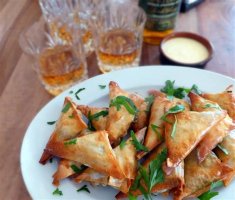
(19, 18), (88, 96)
(39, 0), (94, 56)
(91, 1), (146, 73)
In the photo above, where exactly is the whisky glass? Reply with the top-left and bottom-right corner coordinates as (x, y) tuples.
(91, 2), (146, 73)
(39, 0), (94, 55)
(19, 18), (87, 96)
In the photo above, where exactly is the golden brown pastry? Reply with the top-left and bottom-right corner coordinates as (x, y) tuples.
(165, 110), (226, 168)
(45, 130), (125, 179)
(52, 159), (83, 186)
(189, 92), (235, 162)
(77, 105), (108, 131)
(202, 85), (235, 120)
(174, 150), (232, 200)
(74, 128), (146, 193)
(214, 131), (235, 186)
(39, 97), (87, 164)
(106, 81), (136, 142)
(116, 143), (184, 199)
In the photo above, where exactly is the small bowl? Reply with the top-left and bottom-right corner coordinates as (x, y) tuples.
(160, 32), (213, 68)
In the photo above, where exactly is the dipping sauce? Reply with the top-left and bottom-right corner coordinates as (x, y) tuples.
(162, 37), (209, 64)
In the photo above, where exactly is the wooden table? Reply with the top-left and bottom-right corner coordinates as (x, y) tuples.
(0, 0), (234, 199)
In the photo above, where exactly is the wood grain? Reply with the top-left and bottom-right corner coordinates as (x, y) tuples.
(0, 0), (234, 199)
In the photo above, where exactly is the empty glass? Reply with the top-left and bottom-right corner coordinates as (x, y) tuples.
(19, 17), (88, 96)
(90, 1), (146, 73)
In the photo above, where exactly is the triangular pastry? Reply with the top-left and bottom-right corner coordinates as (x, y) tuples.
(173, 150), (232, 200)
(189, 92), (234, 162)
(39, 97), (87, 164)
(165, 110), (226, 168)
(202, 85), (235, 120)
(45, 130), (125, 179)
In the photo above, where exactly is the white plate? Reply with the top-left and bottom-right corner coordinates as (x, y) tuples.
(21, 66), (235, 200)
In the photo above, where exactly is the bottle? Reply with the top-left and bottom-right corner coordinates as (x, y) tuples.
(139, 0), (182, 45)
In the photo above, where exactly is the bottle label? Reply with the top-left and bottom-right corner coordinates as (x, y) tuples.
(140, 0), (182, 31)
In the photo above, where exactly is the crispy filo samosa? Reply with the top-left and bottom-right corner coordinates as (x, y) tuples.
(214, 131), (235, 186)
(140, 93), (191, 159)
(39, 97), (87, 164)
(189, 92), (235, 162)
(165, 110), (226, 168)
(52, 159), (84, 186)
(116, 143), (184, 199)
(45, 130), (124, 179)
(74, 128), (146, 193)
(202, 85), (235, 121)
(77, 105), (108, 131)
(173, 150), (232, 200)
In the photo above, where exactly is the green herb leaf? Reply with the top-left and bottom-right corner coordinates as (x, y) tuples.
(131, 130), (148, 152)
(130, 173), (141, 191)
(69, 90), (73, 94)
(99, 85), (106, 89)
(150, 124), (162, 141)
(119, 139), (126, 149)
(161, 80), (175, 100)
(110, 96), (138, 115)
(145, 95), (154, 112)
(128, 193), (137, 200)
(49, 158), (53, 163)
(198, 191), (218, 200)
(161, 105), (185, 122)
(70, 164), (85, 173)
(217, 144), (229, 155)
(77, 185), (90, 193)
(191, 84), (202, 95)
(87, 112), (96, 131)
(75, 88), (85, 100)
(171, 115), (177, 138)
(47, 121), (56, 125)
(52, 188), (63, 196)
(69, 114), (74, 118)
(64, 138), (77, 146)
(198, 180), (224, 200)
(210, 180), (224, 190)
(62, 102), (71, 113)
(148, 148), (167, 192)
(88, 110), (109, 121)
(203, 104), (221, 110)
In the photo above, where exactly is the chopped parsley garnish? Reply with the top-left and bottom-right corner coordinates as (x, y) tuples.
(64, 138), (77, 146)
(198, 180), (224, 200)
(70, 164), (85, 173)
(171, 115), (177, 138)
(161, 105), (185, 122)
(47, 121), (56, 125)
(191, 84), (202, 95)
(203, 104), (221, 110)
(99, 85), (106, 89)
(110, 96), (138, 115)
(87, 110), (109, 131)
(62, 102), (71, 113)
(217, 144), (229, 155)
(69, 90), (73, 94)
(52, 188), (63, 196)
(77, 185), (90, 193)
(150, 124), (162, 141)
(161, 80), (201, 99)
(130, 130), (148, 152)
(131, 148), (167, 199)
(128, 193), (137, 200)
(69, 114), (74, 118)
(75, 88), (85, 100)
(145, 95), (154, 112)
(119, 139), (126, 149)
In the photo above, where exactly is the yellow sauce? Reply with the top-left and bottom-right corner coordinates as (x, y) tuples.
(162, 37), (209, 64)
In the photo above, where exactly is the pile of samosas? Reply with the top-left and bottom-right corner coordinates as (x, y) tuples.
(39, 81), (235, 200)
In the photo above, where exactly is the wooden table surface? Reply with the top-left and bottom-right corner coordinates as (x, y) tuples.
(0, 0), (235, 199)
